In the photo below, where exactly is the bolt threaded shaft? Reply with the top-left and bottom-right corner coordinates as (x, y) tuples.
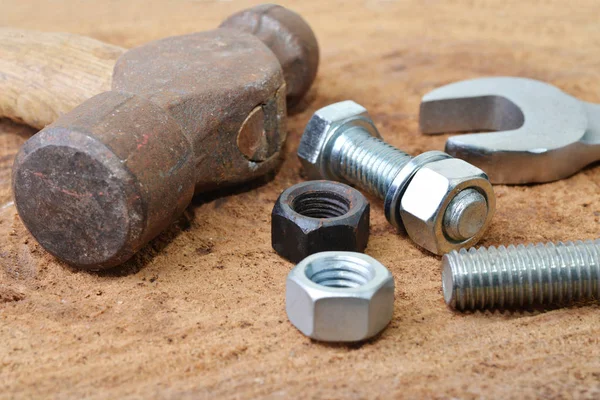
(443, 239), (600, 311)
(329, 127), (412, 199)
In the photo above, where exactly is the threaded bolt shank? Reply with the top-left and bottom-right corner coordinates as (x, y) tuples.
(443, 239), (600, 310)
(329, 126), (412, 199)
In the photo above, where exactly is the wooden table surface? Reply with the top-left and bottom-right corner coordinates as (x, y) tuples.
(1, 1), (599, 398)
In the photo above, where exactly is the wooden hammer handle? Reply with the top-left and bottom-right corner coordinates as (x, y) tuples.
(0, 28), (125, 129)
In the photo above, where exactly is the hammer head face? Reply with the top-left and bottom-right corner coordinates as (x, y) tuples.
(12, 92), (196, 269)
(14, 132), (140, 268)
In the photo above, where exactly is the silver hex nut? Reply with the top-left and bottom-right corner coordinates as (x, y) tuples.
(286, 251), (395, 342)
(297, 100), (381, 180)
(399, 158), (496, 255)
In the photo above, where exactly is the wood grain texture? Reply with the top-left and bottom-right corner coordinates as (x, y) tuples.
(0, 29), (124, 129)
(0, 1), (599, 399)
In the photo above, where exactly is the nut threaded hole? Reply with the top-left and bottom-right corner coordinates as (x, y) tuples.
(292, 191), (351, 219)
(305, 256), (376, 288)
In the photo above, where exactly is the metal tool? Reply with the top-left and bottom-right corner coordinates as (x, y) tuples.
(443, 239), (600, 311)
(8, 5), (319, 270)
(420, 77), (600, 184)
(286, 251), (395, 342)
(272, 180), (370, 263)
(298, 101), (495, 255)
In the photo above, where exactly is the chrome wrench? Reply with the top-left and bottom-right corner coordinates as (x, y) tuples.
(420, 77), (600, 184)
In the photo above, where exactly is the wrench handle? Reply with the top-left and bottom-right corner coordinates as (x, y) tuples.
(0, 28), (125, 129)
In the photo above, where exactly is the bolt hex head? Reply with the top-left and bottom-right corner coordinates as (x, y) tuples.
(297, 101), (381, 180)
(399, 158), (495, 255)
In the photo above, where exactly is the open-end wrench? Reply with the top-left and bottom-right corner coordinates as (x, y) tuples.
(419, 77), (600, 184)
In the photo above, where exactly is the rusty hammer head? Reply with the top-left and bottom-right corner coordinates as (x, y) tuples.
(12, 4), (319, 270)
(220, 4), (319, 108)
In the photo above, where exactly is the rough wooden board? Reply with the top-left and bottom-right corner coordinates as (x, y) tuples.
(1, 0), (600, 398)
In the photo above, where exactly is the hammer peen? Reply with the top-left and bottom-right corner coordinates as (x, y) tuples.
(0, 4), (319, 269)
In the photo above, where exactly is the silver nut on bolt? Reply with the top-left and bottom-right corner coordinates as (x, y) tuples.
(286, 251), (395, 342)
(400, 158), (495, 255)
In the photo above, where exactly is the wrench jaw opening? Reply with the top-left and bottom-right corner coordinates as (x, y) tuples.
(419, 92), (530, 184)
(419, 95), (525, 135)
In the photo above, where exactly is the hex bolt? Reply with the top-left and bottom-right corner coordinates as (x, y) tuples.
(330, 126), (486, 241)
(443, 239), (600, 311)
(298, 100), (495, 255)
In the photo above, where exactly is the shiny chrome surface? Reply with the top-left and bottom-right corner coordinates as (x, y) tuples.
(286, 251), (395, 342)
(443, 239), (600, 311)
(298, 101), (496, 255)
(420, 77), (600, 184)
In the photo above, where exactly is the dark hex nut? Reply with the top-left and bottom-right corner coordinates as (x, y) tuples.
(271, 180), (370, 263)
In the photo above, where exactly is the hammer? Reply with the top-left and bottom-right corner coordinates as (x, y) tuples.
(1, 4), (319, 270)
